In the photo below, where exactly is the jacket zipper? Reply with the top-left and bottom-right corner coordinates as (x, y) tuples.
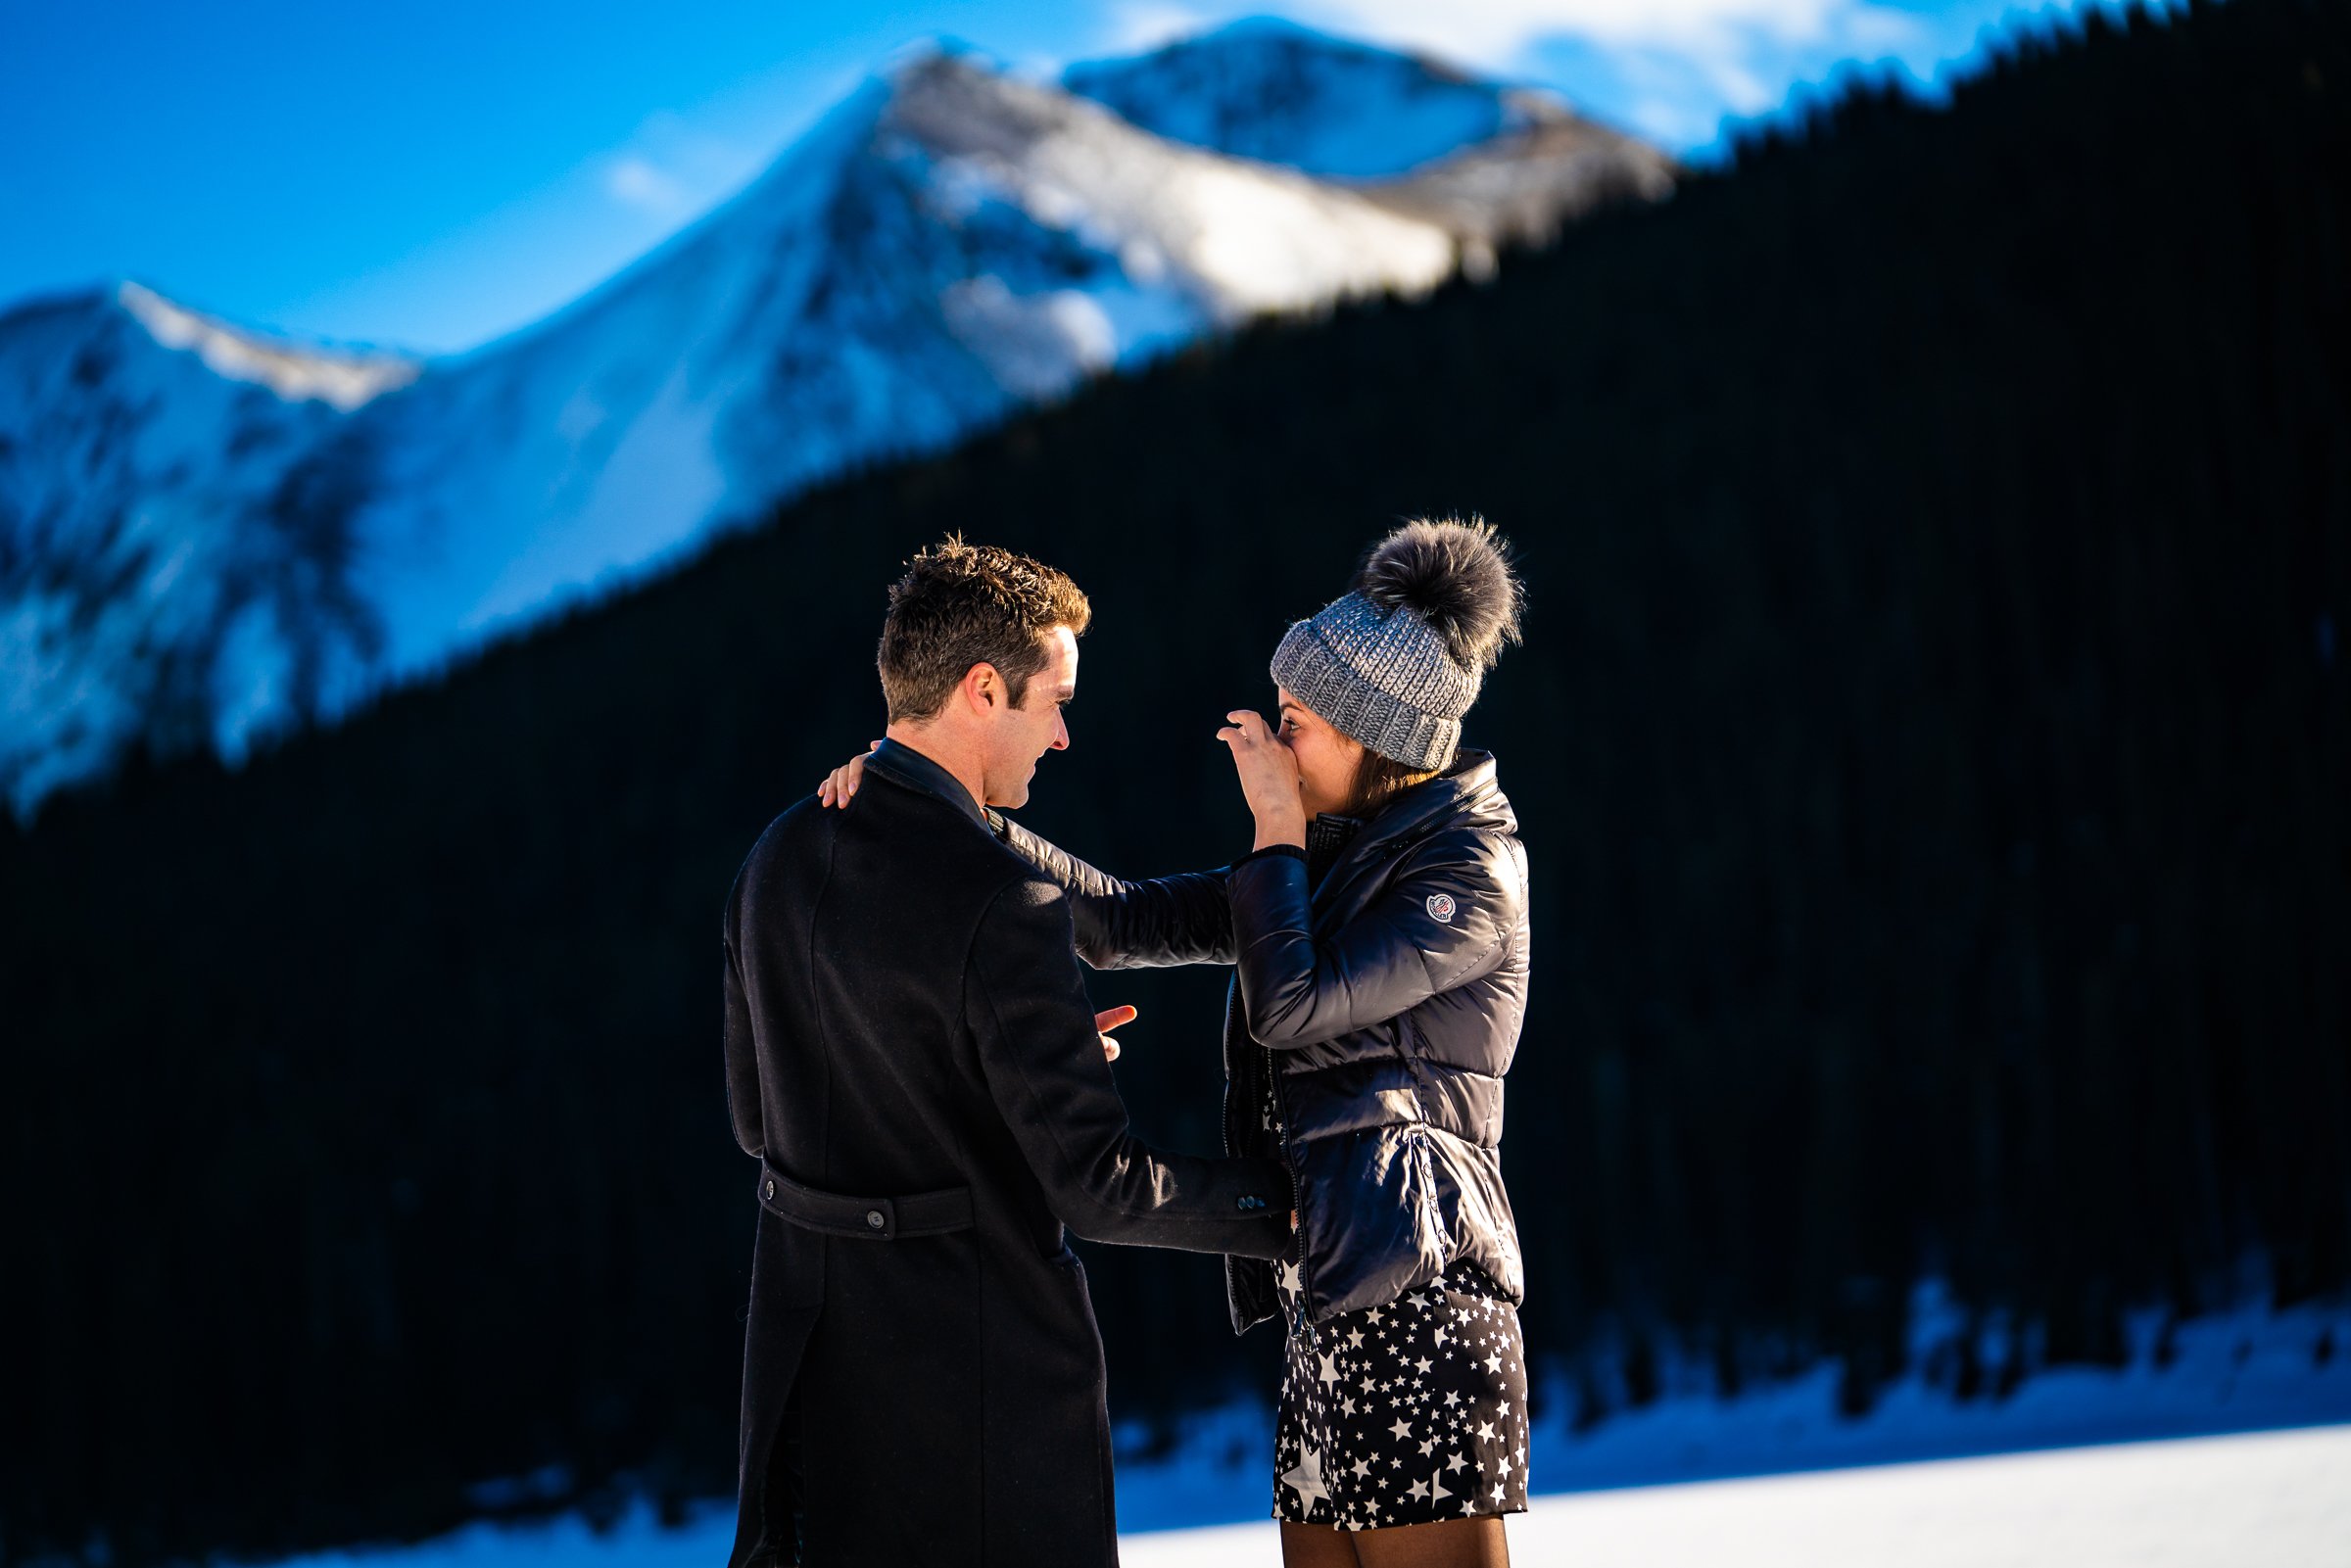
(1280, 831), (1421, 1335)
(1267, 1040), (1319, 1341)
(1222, 983), (1291, 1337)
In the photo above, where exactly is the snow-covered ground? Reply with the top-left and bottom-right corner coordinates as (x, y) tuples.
(1109, 1282), (2351, 1529)
(268, 1423), (2351, 1568)
(264, 1291), (2351, 1568)
(1123, 1424), (2351, 1567)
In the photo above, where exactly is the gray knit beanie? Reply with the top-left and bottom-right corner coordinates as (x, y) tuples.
(1270, 517), (1524, 771)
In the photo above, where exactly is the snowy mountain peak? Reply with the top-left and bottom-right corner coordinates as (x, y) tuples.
(339, 45), (1459, 675)
(874, 47), (1456, 314)
(0, 283), (388, 811)
(1062, 17), (1552, 178)
(1063, 22), (1673, 259)
(876, 32), (994, 79)
(116, 281), (418, 409)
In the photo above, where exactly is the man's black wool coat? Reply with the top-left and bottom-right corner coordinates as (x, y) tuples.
(721, 739), (1293, 1568)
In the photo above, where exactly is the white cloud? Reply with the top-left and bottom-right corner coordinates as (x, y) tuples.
(1621, 93), (1721, 146)
(1292, 0), (1914, 65)
(1267, 0), (1959, 152)
(1102, 0), (1222, 54)
(604, 156), (691, 215)
(1843, 4), (1929, 49)
(600, 113), (758, 219)
(1703, 53), (1777, 114)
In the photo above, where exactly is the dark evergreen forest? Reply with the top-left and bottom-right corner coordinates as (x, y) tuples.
(4, 0), (2346, 1562)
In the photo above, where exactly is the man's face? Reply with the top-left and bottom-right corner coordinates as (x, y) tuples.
(982, 626), (1077, 809)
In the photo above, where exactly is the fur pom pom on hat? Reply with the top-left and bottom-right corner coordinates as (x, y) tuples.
(1270, 516), (1523, 771)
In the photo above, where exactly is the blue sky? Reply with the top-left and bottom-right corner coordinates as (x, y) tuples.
(1, 0), (2102, 356)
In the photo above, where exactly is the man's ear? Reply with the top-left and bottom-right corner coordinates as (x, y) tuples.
(960, 661), (1002, 714)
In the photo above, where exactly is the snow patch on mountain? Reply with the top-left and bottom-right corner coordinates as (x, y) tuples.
(117, 282), (418, 410)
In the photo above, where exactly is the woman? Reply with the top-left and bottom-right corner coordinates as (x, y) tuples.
(823, 517), (1531, 1567)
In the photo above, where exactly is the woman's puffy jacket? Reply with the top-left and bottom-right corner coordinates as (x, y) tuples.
(998, 748), (1529, 1329)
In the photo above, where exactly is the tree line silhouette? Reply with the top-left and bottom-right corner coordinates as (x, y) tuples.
(3, 0), (2345, 1561)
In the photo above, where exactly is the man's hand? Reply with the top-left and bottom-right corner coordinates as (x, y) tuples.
(1094, 1005), (1136, 1063)
(817, 740), (882, 808)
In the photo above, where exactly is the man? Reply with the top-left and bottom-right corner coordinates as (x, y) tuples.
(722, 539), (1294, 1567)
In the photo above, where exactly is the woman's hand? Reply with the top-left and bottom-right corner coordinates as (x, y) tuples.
(1093, 1005), (1136, 1063)
(1218, 709), (1308, 851)
(817, 741), (882, 808)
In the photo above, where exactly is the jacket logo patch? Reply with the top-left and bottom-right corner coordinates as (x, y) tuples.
(1425, 893), (1458, 924)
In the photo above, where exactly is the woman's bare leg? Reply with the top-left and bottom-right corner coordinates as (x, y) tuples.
(1280, 1519), (1364, 1567)
(1350, 1515), (1510, 1568)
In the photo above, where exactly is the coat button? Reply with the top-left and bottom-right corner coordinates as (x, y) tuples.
(866, 1210), (886, 1230)
(763, 1178), (776, 1201)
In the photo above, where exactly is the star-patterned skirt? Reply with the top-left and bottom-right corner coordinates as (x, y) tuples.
(1271, 1259), (1530, 1532)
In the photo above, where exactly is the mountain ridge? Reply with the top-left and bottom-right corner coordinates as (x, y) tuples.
(0, 27), (1669, 816)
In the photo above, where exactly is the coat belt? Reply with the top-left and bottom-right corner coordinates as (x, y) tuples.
(757, 1159), (973, 1241)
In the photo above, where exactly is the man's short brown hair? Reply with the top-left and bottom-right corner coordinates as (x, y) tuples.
(878, 538), (1093, 723)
